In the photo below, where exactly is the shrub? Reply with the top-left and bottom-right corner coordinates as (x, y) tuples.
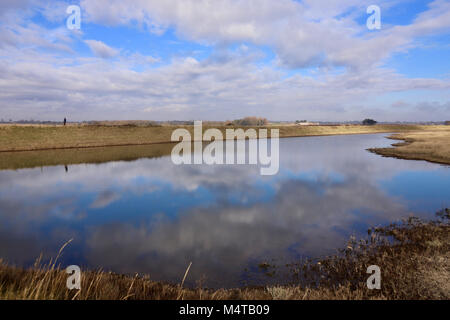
(362, 119), (377, 125)
(233, 117), (268, 126)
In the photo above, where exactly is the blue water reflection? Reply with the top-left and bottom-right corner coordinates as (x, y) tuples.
(0, 133), (448, 287)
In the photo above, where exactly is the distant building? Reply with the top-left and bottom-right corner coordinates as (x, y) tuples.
(296, 121), (319, 126)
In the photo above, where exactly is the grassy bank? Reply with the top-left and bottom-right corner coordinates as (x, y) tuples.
(369, 129), (450, 165)
(1, 210), (448, 300)
(0, 123), (437, 152)
(0, 124), (446, 170)
(0, 143), (175, 170)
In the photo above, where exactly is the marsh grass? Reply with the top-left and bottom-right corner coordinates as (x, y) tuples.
(289, 212), (449, 299)
(0, 210), (448, 300)
(0, 123), (437, 153)
(369, 129), (450, 165)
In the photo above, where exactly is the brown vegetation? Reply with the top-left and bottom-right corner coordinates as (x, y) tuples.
(369, 128), (450, 165)
(0, 123), (438, 153)
(232, 117), (269, 126)
(0, 124), (448, 170)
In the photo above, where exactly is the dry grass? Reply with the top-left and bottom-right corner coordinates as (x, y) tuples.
(0, 124), (180, 152)
(369, 128), (450, 165)
(0, 124), (445, 170)
(1, 210), (448, 300)
(0, 143), (175, 170)
(0, 123), (439, 153)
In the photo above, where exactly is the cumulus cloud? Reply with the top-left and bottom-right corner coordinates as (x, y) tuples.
(84, 39), (120, 58)
(79, 0), (450, 69)
(0, 47), (449, 121)
(0, 0), (449, 121)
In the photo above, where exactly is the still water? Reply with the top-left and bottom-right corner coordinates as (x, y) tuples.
(0, 134), (449, 287)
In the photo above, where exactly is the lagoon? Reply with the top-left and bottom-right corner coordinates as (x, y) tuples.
(0, 133), (449, 288)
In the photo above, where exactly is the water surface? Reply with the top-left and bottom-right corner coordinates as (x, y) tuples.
(0, 133), (449, 287)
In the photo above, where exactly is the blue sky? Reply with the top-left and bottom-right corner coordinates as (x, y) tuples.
(0, 0), (449, 121)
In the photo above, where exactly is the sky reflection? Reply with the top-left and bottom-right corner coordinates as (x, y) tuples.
(0, 134), (449, 287)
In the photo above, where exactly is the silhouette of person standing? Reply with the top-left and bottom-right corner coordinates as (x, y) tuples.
(64, 117), (67, 126)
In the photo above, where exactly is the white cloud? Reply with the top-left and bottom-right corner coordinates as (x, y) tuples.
(0, 45), (449, 121)
(0, 0), (32, 16)
(79, 0), (450, 70)
(84, 39), (120, 59)
(0, 0), (449, 121)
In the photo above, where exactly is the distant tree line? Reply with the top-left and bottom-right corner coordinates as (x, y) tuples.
(230, 117), (269, 126)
